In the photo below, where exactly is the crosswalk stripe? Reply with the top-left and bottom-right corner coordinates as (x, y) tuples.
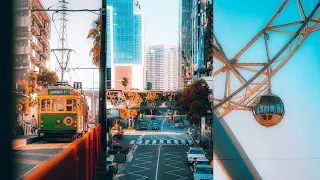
(138, 139), (193, 145)
(145, 140), (149, 145)
(129, 140), (136, 144)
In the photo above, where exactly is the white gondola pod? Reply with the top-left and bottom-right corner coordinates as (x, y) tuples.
(252, 93), (285, 127)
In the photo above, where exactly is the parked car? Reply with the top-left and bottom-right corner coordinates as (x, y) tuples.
(106, 155), (118, 174)
(192, 158), (210, 171)
(193, 164), (213, 180)
(139, 122), (148, 130)
(151, 122), (160, 130)
(151, 116), (156, 120)
(186, 147), (206, 165)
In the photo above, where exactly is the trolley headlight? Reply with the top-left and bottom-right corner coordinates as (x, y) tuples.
(66, 119), (71, 124)
(56, 119), (61, 124)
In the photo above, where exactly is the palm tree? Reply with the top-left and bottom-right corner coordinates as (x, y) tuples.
(87, 16), (101, 68)
(122, 77), (129, 90)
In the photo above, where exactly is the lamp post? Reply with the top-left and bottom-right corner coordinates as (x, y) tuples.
(96, 0), (107, 178)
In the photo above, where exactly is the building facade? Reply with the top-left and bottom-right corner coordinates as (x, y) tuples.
(146, 45), (179, 91)
(107, 0), (145, 90)
(14, 0), (51, 80)
(179, 0), (213, 88)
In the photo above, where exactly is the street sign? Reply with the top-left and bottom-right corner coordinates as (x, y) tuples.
(73, 82), (82, 89)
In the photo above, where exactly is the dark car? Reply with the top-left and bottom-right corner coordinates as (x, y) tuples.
(151, 122), (160, 130)
(151, 116), (156, 120)
(139, 123), (148, 130)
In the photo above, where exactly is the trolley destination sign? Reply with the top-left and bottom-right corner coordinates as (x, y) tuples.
(48, 89), (70, 95)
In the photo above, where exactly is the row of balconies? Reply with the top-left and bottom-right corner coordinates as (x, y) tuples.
(31, 35), (50, 59)
(31, 11), (50, 36)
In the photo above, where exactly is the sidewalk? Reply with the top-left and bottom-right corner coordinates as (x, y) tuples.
(13, 135), (39, 149)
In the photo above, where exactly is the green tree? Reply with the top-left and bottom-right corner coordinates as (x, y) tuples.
(87, 16), (101, 68)
(179, 79), (211, 125)
(122, 77), (129, 90)
(37, 68), (59, 87)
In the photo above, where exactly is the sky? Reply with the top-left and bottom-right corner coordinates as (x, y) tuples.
(41, 0), (320, 179)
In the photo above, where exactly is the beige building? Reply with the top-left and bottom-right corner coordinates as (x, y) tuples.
(146, 45), (179, 91)
(14, 0), (50, 80)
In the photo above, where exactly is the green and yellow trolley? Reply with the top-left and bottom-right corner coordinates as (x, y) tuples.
(37, 86), (89, 139)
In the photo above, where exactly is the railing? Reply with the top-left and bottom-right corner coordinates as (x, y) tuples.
(24, 125), (101, 180)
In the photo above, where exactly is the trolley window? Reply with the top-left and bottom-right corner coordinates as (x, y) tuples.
(41, 99), (51, 111)
(67, 99), (77, 111)
(52, 98), (65, 111)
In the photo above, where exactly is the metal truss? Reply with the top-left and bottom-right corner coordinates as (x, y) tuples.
(213, 0), (320, 119)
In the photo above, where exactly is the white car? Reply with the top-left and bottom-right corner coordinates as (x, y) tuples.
(192, 158), (210, 171)
(186, 147), (206, 165)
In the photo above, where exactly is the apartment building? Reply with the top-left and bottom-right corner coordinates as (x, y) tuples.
(14, 0), (51, 80)
(146, 45), (179, 91)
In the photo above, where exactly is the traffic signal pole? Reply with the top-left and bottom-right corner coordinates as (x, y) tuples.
(96, 0), (108, 179)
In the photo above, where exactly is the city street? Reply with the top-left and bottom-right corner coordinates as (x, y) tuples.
(115, 116), (194, 180)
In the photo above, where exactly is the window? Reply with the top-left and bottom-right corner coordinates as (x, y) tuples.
(41, 99), (51, 111)
(52, 98), (64, 111)
(67, 99), (77, 111)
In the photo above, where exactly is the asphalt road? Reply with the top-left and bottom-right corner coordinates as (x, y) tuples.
(116, 145), (193, 180)
(115, 116), (194, 180)
(14, 142), (69, 179)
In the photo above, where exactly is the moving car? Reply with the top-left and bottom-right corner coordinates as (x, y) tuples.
(139, 122), (148, 130)
(186, 147), (206, 165)
(193, 164), (213, 180)
(151, 122), (160, 130)
(192, 158), (210, 171)
(151, 116), (156, 120)
(106, 155), (118, 174)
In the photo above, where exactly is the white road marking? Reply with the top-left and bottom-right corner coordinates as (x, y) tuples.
(160, 140), (164, 144)
(188, 140), (193, 144)
(145, 140), (149, 145)
(152, 140), (157, 144)
(129, 140), (136, 144)
(137, 140), (142, 145)
(174, 140), (178, 145)
(155, 145), (161, 180)
(181, 140), (186, 145)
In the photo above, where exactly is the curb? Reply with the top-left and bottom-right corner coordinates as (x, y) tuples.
(13, 136), (40, 149)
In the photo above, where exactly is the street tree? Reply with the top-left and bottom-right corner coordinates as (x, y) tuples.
(180, 78), (211, 126)
(37, 68), (59, 87)
(87, 16), (101, 68)
(122, 77), (129, 90)
(16, 70), (38, 116)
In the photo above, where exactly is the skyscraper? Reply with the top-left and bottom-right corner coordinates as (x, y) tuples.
(146, 45), (179, 91)
(179, 0), (213, 88)
(107, 0), (145, 90)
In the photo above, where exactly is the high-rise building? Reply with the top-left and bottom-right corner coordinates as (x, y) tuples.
(14, 0), (51, 80)
(146, 45), (179, 91)
(179, 0), (213, 88)
(107, 0), (145, 90)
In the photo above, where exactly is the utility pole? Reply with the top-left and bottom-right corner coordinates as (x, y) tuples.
(96, 0), (107, 178)
(51, 0), (75, 82)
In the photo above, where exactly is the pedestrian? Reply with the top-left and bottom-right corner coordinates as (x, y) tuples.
(30, 115), (37, 134)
